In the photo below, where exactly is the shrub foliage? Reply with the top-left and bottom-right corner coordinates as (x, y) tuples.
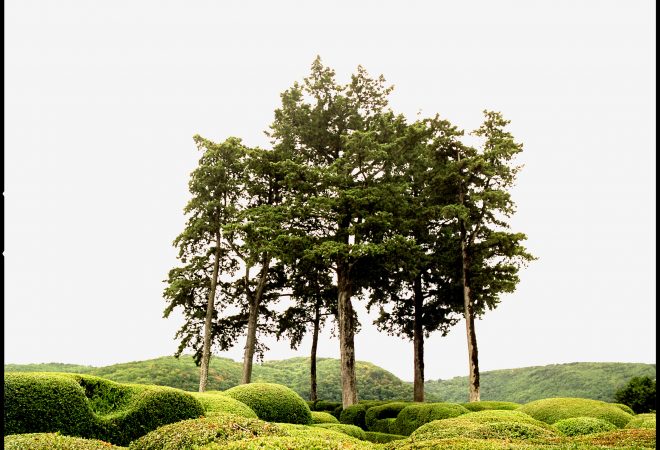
(222, 383), (312, 424)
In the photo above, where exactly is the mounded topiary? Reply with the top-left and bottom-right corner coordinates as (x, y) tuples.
(612, 402), (635, 415)
(363, 431), (407, 443)
(4, 433), (125, 450)
(314, 400), (343, 413)
(394, 402), (469, 436)
(518, 397), (633, 428)
(340, 404), (369, 429)
(313, 423), (367, 440)
(222, 383), (312, 425)
(311, 411), (340, 424)
(461, 401), (521, 412)
(202, 434), (374, 449)
(365, 402), (410, 432)
(625, 413), (656, 429)
(572, 428), (656, 449)
(190, 391), (257, 418)
(553, 416), (617, 436)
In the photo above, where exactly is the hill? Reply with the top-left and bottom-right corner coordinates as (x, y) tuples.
(5, 357), (654, 403)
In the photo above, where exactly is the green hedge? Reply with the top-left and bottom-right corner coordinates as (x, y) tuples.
(553, 417), (617, 436)
(4, 433), (125, 450)
(222, 383), (312, 424)
(460, 401), (520, 412)
(339, 404), (369, 429)
(394, 402), (469, 435)
(518, 397), (633, 428)
(612, 402), (635, 415)
(624, 413), (656, 429)
(312, 423), (366, 440)
(363, 431), (406, 443)
(365, 402), (409, 431)
(311, 411), (339, 424)
(190, 391), (257, 418)
(201, 434), (373, 449)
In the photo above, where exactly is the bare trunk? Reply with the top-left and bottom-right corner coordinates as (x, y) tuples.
(241, 254), (271, 384)
(199, 233), (222, 392)
(413, 275), (425, 402)
(310, 303), (320, 402)
(460, 230), (480, 402)
(337, 266), (358, 407)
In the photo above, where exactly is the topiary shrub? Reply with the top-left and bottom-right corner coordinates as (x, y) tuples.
(363, 431), (407, 443)
(314, 400), (342, 413)
(553, 416), (617, 436)
(4, 433), (125, 450)
(572, 428), (656, 449)
(340, 404), (369, 429)
(615, 376), (657, 413)
(313, 423), (367, 440)
(311, 411), (339, 424)
(204, 434), (374, 449)
(612, 402), (635, 415)
(461, 401), (520, 412)
(394, 402), (469, 435)
(4, 373), (98, 437)
(222, 383), (312, 425)
(365, 402), (409, 432)
(128, 412), (281, 450)
(190, 391), (257, 419)
(518, 397), (633, 427)
(625, 413), (656, 429)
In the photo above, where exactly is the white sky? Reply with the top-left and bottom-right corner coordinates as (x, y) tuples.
(5, 0), (655, 382)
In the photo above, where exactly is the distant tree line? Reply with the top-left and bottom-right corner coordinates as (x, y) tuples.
(163, 57), (535, 406)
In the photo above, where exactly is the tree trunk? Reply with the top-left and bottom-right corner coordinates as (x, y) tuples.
(199, 232), (222, 392)
(310, 302), (320, 402)
(413, 274), (425, 402)
(460, 231), (480, 402)
(241, 254), (271, 384)
(337, 266), (358, 407)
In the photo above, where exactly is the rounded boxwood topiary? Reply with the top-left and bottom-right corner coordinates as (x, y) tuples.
(394, 402), (469, 436)
(553, 416), (617, 436)
(612, 402), (635, 415)
(313, 423), (367, 440)
(190, 391), (257, 419)
(203, 434), (374, 449)
(340, 404), (369, 429)
(365, 402), (409, 432)
(222, 383), (312, 425)
(624, 413), (656, 429)
(461, 401), (521, 412)
(363, 431), (407, 443)
(4, 433), (125, 450)
(518, 397), (633, 428)
(311, 411), (340, 424)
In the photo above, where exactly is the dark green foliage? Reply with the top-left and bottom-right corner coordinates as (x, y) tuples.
(311, 411), (339, 424)
(222, 383), (312, 424)
(363, 431), (407, 443)
(128, 413), (281, 450)
(189, 391), (257, 418)
(518, 397), (633, 427)
(460, 401), (520, 412)
(339, 404), (369, 429)
(624, 413), (656, 429)
(4, 433), (124, 450)
(314, 400), (342, 412)
(553, 417), (617, 436)
(614, 375), (656, 413)
(365, 402), (410, 431)
(312, 423), (366, 440)
(4, 373), (98, 437)
(394, 402), (469, 435)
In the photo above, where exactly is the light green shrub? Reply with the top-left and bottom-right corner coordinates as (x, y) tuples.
(4, 433), (125, 450)
(518, 397), (633, 427)
(461, 401), (520, 412)
(190, 391), (257, 418)
(612, 402), (635, 415)
(313, 423), (366, 439)
(553, 416), (617, 436)
(222, 383), (312, 425)
(363, 431), (407, 443)
(311, 411), (339, 424)
(394, 402), (469, 435)
(625, 413), (656, 429)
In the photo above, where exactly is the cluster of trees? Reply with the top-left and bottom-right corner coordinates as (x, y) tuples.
(163, 57), (535, 407)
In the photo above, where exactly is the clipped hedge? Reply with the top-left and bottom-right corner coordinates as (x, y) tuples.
(339, 404), (369, 429)
(190, 391), (257, 418)
(553, 417), (617, 436)
(572, 428), (656, 449)
(612, 402), (635, 415)
(365, 402), (409, 432)
(222, 383), (312, 425)
(4, 433), (125, 450)
(625, 413), (656, 429)
(363, 431), (407, 443)
(394, 402), (469, 435)
(518, 397), (633, 428)
(203, 434), (373, 449)
(461, 401), (520, 412)
(314, 400), (342, 413)
(313, 423), (367, 440)
(311, 411), (340, 424)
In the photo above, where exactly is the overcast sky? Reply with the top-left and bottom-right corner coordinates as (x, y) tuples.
(5, 0), (655, 382)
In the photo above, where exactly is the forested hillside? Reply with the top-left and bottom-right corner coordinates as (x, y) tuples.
(5, 357), (654, 403)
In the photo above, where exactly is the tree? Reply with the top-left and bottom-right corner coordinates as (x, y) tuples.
(269, 57), (409, 407)
(615, 376), (656, 413)
(163, 136), (246, 392)
(446, 111), (536, 401)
